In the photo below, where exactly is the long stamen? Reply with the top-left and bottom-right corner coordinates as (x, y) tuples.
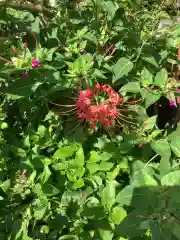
(31, 32), (40, 48)
(24, 47), (27, 61)
(118, 115), (138, 125)
(0, 56), (12, 63)
(49, 101), (76, 107)
(65, 121), (82, 135)
(13, 47), (18, 56)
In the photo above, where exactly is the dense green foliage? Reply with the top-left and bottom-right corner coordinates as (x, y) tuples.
(1, 0), (180, 239)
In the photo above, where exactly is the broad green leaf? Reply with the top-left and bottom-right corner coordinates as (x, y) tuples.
(112, 57), (133, 83)
(87, 163), (99, 175)
(110, 206), (127, 224)
(31, 17), (40, 34)
(73, 147), (84, 167)
(93, 69), (107, 79)
(115, 210), (148, 237)
(120, 82), (140, 93)
(11, 219), (23, 240)
(151, 139), (171, 159)
(104, 1), (118, 21)
(143, 115), (157, 131)
(140, 89), (161, 108)
(59, 235), (77, 240)
(99, 162), (114, 171)
(71, 178), (84, 190)
(39, 165), (51, 184)
(142, 55), (159, 68)
(161, 170), (180, 185)
(46, 47), (57, 61)
(116, 185), (134, 206)
(107, 165), (121, 180)
(98, 229), (114, 240)
(160, 157), (171, 177)
(42, 184), (60, 197)
(154, 68), (168, 87)
(0, 179), (10, 192)
(100, 152), (113, 161)
(53, 146), (75, 160)
(172, 222), (180, 239)
(131, 173), (158, 186)
(88, 151), (102, 163)
(101, 182), (115, 207)
(170, 138), (180, 157)
(140, 68), (153, 86)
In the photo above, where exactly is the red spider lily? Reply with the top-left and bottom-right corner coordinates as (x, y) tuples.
(49, 83), (139, 133)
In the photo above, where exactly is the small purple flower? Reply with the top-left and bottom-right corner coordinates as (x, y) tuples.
(32, 59), (39, 68)
(170, 99), (175, 107)
(81, 49), (87, 55)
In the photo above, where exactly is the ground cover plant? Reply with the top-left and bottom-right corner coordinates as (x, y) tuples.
(1, 0), (180, 239)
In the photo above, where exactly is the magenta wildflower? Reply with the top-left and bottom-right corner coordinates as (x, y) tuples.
(170, 99), (175, 107)
(32, 59), (39, 68)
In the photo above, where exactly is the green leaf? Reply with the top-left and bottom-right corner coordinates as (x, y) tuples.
(160, 157), (171, 177)
(116, 185), (134, 206)
(73, 147), (84, 167)
(46, 47), (57, 61)
(87, 163), (99, 175)
(161, 170), (180, 185)
(100, 152), (113, 161)
(154, 68), (168, 87)
(172, 222), (180, 239)
(151, 139), (171, 159)
(143, 115), (157, 131)
(115, 210), (148, 237)
(59, 235), (77, 240)
(99, 162), (114, 171)
(31, 17), (40, 34)
(104, 1), (118, 21)
(142, 55), (159, 68)
(42, 184), (60, 197)
(140, 68), (153, 86)
(110, 206), (127, 224)
(170, 138), (180, 157)
(71, 178), (84, 190)
(107, 165), (121, 180)
(101, 182), (115, 207)
(120, 82), (140, 93)
(93, 69), (107, 79)
(39, 165), (51, 184)
(112, 57), (133, 83)
(53, 146), (75, 160)
(131, 173), (158, 186)
(88, 151), (102, 163)
(140, 89), (161, 108)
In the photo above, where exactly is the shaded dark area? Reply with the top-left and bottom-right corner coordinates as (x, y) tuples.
(147, 96), (180, 132)
(115, 185), (180, 239)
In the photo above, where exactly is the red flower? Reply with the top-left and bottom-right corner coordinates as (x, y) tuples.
(23, 73), (28, 78)
(49, 83), (138, 132)
(138, 144), (143, 148)
(81, 49), (87, 55)
(143, 122), (148, 126)
(24, 42), (28, 47)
